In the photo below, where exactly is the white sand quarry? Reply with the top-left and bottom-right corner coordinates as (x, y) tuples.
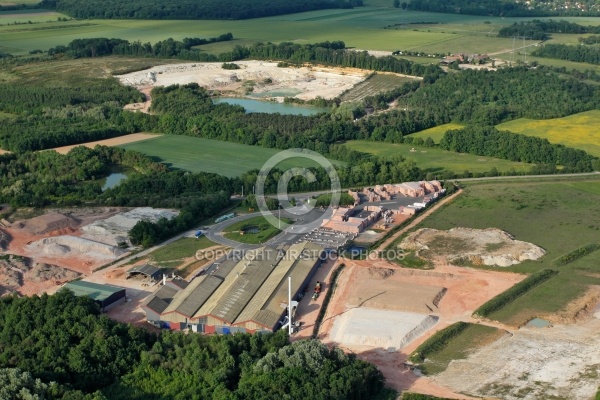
(117, 61), (367, 101)
(329, 307), (438, 351)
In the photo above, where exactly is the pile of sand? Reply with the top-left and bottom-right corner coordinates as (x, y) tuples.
(28, 236), (127, 260)
(13, 212), (80, 235)
(24, 263), (81, 283)
(0, 255), (81, 295)
(400, 228), (546, 267)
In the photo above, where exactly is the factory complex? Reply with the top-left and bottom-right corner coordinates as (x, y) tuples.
(141, 241), (325, 333)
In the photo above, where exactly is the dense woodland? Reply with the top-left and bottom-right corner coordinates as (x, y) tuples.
(440, 126), (597, 171)
(0, 291), (393, 399)
(48, 34), (233, 59)
(39, 0), (361, 20)
(533, 43), (600, 65)
(498, 19), (600, 40)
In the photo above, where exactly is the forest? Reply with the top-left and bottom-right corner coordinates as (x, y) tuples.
(39, 0), (361, 20)
(532, 43), (600, 65)
(439, 126), (598, 171)
(0, 291), (394, 399)
(48, 34), (233, 59)
(497, 19), (600, 40)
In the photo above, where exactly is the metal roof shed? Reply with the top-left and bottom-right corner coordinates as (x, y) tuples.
(126, 264), (162, 280)
(63, 281), (126, 311)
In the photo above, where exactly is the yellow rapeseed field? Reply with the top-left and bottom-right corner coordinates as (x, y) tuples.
(497, 110), (600, 157)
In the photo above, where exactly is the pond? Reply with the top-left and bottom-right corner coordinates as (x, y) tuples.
(99, 167), (132, 191)
(213, 97), (328, 116)
(525, 318), (551, 328)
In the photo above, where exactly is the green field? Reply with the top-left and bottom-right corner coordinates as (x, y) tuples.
(417, 178), (600, 326)
(0, 9), (67, 25)
(413, 323), (505, 375)
(340, 73), (418, 102)
(496, 110), (600, 157)
(408, 123), (464, 143)
(2, 5), (599, 59)
(119, 135), (341, 177)
(146, 236), (215, 264)
(344, 140), (532, 174)
(223, 215), (288, 244)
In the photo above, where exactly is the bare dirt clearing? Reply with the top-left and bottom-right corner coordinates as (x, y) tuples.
(434, 317), (600, 400)
(117, 61), (368, 101)
(52, 133), (160, 154)
(319, 259), (524, 397)
(400, 227), (546, 267)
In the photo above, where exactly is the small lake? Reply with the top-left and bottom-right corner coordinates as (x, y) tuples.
(213, 97), (328, 116)
(99, 167), (132, 191)
(525, 318), (551, 328)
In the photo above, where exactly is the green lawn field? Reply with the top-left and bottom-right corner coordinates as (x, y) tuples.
(408, 123), (464, 143)
(119, 135), (341, 177)
(496, 110), (600, 157)
(417, 178), (600, 326)
(344, 140), (532, 174)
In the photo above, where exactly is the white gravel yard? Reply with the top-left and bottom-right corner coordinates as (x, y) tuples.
(329, 307), (438, 351)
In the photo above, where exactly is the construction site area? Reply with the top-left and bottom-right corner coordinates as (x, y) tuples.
(117, 60), (367, 102)
(0, 207), (178, 296)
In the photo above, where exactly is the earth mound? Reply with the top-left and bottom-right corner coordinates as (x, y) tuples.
(400, 227), (545, 267)
(14, 212), (80, 235)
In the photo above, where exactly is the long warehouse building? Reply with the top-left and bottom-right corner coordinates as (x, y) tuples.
(142, 241), (325, 333)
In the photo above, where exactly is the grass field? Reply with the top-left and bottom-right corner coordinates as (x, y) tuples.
(344, 140), (532, 174)
(417, 178), (600, 326)
(0, 9), (67, 25)
(119, 135), (342, 177)
(1, 6), (598, 60)
(496, 110), (600, 157)
(146, 237), (215, 264)
(340, 73), (418, 102)
(223, 215), (289, 244)
(408, 123), (464, 143)
(0, 0), (40, 5)
(416, 323), (506, 375)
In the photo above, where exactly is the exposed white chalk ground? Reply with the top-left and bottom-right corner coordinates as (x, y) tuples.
(329, 307), (438, 351)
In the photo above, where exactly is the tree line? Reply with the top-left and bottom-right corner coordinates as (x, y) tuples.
(498, 19), (600, 40)
(439, 126), (597, 172)
(48, 34), (233, 59)
(39, 0), (361, 20)
(532, 43), (600, 65)
(0, 290), (394, 399)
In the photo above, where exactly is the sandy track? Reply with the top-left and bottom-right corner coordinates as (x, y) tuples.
(0, 149), (10, 155)
(51, 133), (160, 154)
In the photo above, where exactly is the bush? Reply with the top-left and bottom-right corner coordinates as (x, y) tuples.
(409, 322), (469, 363)
(555, 243), (600, 266)
(473, 269), (558, 318)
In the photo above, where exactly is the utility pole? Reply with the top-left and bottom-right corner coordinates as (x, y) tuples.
(288, 276), (292, 336)
(278, 205), (281, 229)
(241, 185), (244, 197)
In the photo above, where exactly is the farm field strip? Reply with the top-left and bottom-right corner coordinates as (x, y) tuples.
(2, 7), (598, 57)
(409, 123), (464, 143)
(340, 73), (417, 102)
(496, 110), (600, 157)
(119, 135), (343, 177)
(51, 133), (161, 155)
(344, 140), (532, 174)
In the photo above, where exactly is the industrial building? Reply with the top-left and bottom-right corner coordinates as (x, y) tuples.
(63, 281), (126, 311)
(321, 206), (383, 234)
(142, 241), (325, 333)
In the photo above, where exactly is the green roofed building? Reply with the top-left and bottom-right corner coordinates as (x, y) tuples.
(63, 281), (126, 311)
